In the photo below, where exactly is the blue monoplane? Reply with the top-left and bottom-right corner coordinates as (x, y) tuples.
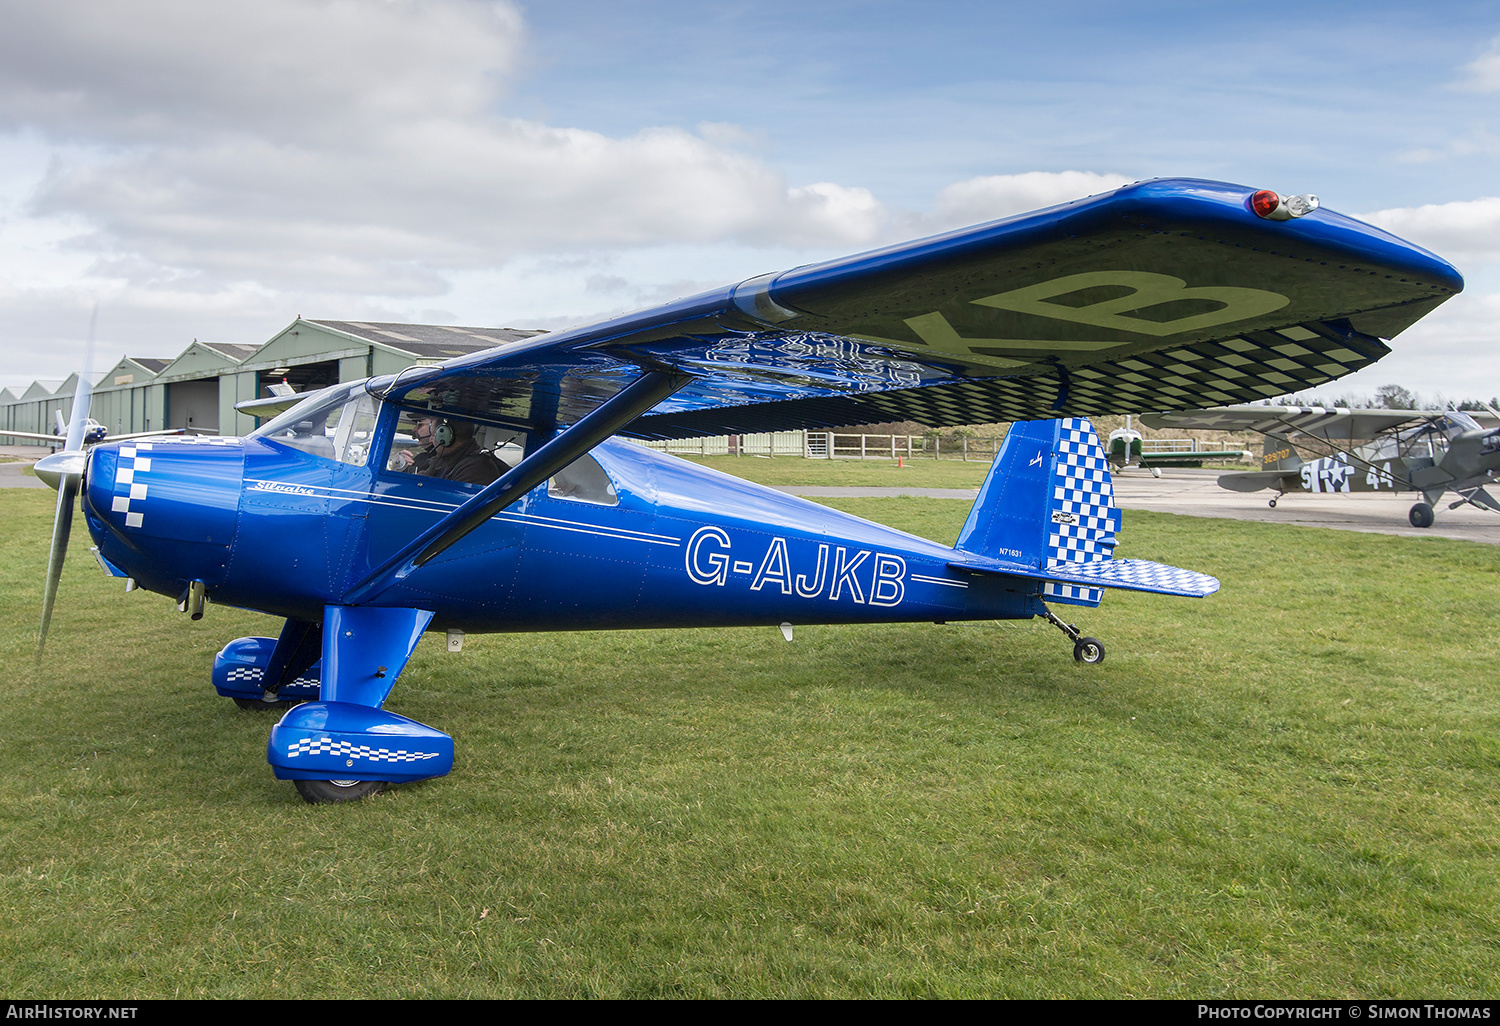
(34, 179), (1462, 802)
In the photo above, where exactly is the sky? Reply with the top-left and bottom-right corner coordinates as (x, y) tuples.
(1, 0), (1497, 405)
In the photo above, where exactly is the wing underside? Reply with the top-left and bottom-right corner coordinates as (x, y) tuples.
(373, 178), (1461, 439)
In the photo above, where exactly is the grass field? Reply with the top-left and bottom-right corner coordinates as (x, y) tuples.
(2, 486), (1498, 998)
(669, 453), (992, 488)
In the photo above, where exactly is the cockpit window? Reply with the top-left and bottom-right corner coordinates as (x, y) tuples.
(548, 454), (618, 505)
(386, 409), (520, 487)
(250, 385), (622, 502)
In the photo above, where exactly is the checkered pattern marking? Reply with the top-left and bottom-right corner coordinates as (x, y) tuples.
(1049, 558), (1219, 598)
(1042, 419), (1120, 607)
(224, 667), (317, 688)
(111, 443), (152, 529)
(153, 435), (242, 446)
(627, 319), (1396, 441)
(109, 437), (242, 530)
(286, 737), (442, 763)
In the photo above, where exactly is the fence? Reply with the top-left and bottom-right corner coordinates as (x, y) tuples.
(631, 430), (1005, 461)
(1141, 438), (1198, 453)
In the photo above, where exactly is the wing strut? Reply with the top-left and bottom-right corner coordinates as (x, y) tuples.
(342, 368), (690, 606)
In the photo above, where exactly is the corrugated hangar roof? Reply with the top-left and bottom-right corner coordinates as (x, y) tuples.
(307, 320), (545, 360)
(198, 341), (260, 362)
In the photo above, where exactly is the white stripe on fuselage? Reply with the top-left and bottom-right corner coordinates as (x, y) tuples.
(243, 479), (682, 547)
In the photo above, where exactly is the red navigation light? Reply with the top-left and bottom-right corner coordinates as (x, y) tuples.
(1251, 190), (1282, 219)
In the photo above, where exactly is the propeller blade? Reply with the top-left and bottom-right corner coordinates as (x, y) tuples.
(38, 304), (98, 659)
(64, 309), (96, 452)
(38, 474), (79, 659)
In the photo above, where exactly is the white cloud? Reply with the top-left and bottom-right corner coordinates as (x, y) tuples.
(1456, 35), (1500, 92)
(1319, 286), (1500, 402)
(1358, 197), (1500, 266)
(0, 0), (527, 142)
(1347, 198), (1500, 399)
(0, 0), (890, 302)
(1394, 124), (1500, 164)
(924, 171), (1134, 233)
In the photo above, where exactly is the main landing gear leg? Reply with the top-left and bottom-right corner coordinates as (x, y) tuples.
(267, 605), (451, 804)
(1041, 605), (1106, 665)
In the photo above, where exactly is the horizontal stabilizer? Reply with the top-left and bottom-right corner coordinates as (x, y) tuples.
(1218, 470), (1299, 493)
(949, 554), (1220, 598)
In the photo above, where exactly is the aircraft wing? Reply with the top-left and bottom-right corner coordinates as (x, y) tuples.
(346, 179), (1464, 603)
(373, 178), (1461, 439)
(236, 393), (310, 420)
(0, 427), (185, 445)
(0, 428), (64, 444)
(105, 428), (189, 442)
(1141, 404), (1432, 442)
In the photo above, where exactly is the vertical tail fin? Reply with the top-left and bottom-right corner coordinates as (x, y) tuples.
(1261, 432), (1301, 473)
(956, 418), (1120, 607)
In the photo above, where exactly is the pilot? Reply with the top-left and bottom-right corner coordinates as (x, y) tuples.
(392, 415), (506, 486)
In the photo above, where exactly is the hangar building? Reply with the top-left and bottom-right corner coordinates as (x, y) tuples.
(2, 318), (543, 442)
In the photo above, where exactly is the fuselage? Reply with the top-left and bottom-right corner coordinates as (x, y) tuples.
(81, 393), (1044, 633)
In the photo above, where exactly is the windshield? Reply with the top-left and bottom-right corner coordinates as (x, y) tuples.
(1437, 412), (1482, 438)
(249, 383), (380, 464)
(249, 383), (352, 440)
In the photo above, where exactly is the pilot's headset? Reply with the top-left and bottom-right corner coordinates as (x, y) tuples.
(431, 419), (455, 448)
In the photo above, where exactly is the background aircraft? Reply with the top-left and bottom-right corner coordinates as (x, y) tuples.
(30, 178), (1462, 802)
(2, 410), (184, 487)
(1142, 405), (1500, 527)
(2, 414), (180, 447)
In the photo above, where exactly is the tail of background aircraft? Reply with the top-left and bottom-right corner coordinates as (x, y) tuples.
(952, 418), (1218, 605)
(1260, 432), (1302, 474)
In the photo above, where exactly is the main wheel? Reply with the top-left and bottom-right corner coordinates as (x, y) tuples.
(293, 778), (387, 804)
(1409, 502), (1434, 528)
(234, 696), (296, 711)
(1073, 637), (1106, 664)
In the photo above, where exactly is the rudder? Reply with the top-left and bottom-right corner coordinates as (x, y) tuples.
(956, 418), (1120, 607)
(1261, 432), (1301, 473)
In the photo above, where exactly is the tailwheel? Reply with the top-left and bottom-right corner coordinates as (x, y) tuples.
(293, 778), (387, 804)
(1073, 637), (1106, 664)
(1042, 605), (1105, 665)
(1268, 497), (1278, 508)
